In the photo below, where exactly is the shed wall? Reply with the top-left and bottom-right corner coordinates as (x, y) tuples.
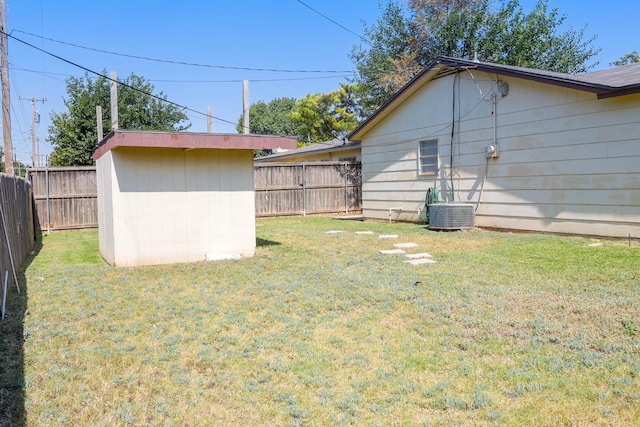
(96, 151), (115, 265)
(360, 71), (640, 237)
(102, 147), (255, 266)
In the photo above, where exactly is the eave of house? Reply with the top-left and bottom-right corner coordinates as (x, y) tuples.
(255, 140), (361, 162)
(93, 130), (298, 161)
(349, 56), (640, 141)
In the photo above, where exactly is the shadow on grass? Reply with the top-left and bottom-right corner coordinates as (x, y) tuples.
(0, 237), (42, 427)
(256, 237), (281, 248)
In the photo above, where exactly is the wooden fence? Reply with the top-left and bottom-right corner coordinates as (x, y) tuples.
(0, 174), (33, 290)
(29, 167), (98, 232)
(29, 162), (362, 231)
(254, 161), (361, 217)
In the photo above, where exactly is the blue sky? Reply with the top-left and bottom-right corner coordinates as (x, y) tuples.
(5, 0), (639, 165)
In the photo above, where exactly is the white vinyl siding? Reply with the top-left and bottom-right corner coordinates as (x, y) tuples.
(419, 139), (438, 175)
(359, 70), (640, 237)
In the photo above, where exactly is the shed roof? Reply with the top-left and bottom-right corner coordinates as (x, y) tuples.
(93, 130), (298, 161)
(349, 56), (640, 141)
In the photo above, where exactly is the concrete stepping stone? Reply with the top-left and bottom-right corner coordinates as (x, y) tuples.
(394, 242), (419, 248)
(355, 231), (375, 235)
(325, 230), (344, 234)
(379, 249), (405, 254)
(378, 234), (398, 239)
(405, 253), (432, 259)
(404, 258), (436, 265)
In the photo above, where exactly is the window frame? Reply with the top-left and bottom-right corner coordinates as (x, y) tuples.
(418, 139), (438, 176)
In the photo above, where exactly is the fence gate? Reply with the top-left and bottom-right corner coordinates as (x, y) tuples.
(29, 166), (98, 232)
(254, 161), (361, 217)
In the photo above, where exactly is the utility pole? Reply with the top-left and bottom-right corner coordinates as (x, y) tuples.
(0, 0), (12, 174)
(20, 97), (46, 167)
(207, 106), (213, 133)
(110, 71), (118, 130)
(96, 105), (103, 142)
(242, 80), (250, 134)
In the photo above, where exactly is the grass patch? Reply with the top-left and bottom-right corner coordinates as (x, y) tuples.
(8, 219), (640, 425)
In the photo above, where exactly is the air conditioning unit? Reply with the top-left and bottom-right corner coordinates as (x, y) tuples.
(427, 203), (475, 230)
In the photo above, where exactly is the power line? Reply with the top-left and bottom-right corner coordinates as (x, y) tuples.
(151, 74), (354, 83)
(4, 31), (238, 126)
(294, 0), (369, 45)
(12, 28), (353, 74)
(10, 64), (354, 84)
(9, 64), (69, 82)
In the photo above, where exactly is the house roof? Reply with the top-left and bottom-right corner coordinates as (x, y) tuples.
(254, 139), (361, 162)
(349, 56), (640, 141)
(93, 130), (298, 161)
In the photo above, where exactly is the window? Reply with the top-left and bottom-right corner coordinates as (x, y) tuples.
(419, 139), (438, 175)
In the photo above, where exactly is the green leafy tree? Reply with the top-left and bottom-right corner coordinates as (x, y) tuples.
(49, 71), (190, 166)
(610, 51), (640, 67)
(235, 97), (298, 136)
(478, 0), (598, 73)
(236, 97), (298, 157)
(351, 0), (600, 115)
(288, 84), (361, 144)
(350, 1), (416, 116)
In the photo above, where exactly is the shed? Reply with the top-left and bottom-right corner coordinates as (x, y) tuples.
(348, 57), (640, 238)
(93, 130), (297, 266)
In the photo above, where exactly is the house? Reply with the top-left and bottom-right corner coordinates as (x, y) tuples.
(254, 139), (361, 163)
(348, 57), (640, 238)
(93, 130), (297, 266)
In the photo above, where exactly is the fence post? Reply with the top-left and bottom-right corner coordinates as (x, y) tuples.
(344, 162), (348, 214)
(45, 165), (50, 234)
(302, 162), (306, 217)
(27, 181), (34, 250)
(1, 270), (7, 320)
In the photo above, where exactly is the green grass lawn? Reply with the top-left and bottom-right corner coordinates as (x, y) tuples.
(9, 217), (640, 425)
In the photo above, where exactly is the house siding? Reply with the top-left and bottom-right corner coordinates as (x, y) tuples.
(360, 71), (640, 237)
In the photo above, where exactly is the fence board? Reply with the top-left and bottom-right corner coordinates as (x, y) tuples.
(0, 174), (33, 290)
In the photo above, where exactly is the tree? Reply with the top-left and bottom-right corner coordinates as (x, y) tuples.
(478, 0), (599, 73)
(48, 71), (190, 166)
(236, 97), (298, 157)
(351, 0), (600, 114)
(350, 1), (416, 116)
(288, 84), (362, 144)
(235, 97), (297, 135)
(610, 51), (640, 67)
